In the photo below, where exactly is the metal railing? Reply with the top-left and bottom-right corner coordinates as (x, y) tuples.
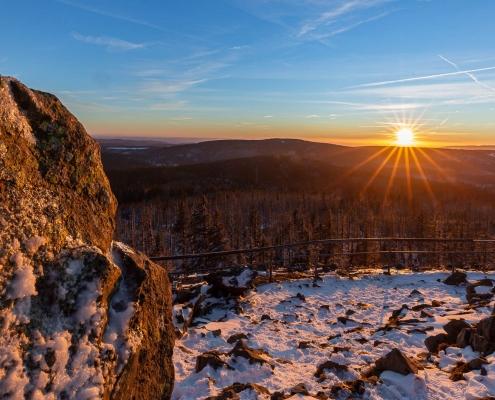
(150, 237), (495, 281)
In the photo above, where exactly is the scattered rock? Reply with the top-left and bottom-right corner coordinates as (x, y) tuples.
(456, 327), (474, 347)
(337, 316), (356, 325)
(469, 316), (495, 355)
(477, 316), (495, 342)
(298, 341), (313, 349)
(412, 303), (430, 312)
(328, 333), (342, 341)
(229, 340), (271, 366)
(443, 272), (467, 286)
(227, 333), (248, 344)
(408, 326), (434, 334)
(206, 267), (257, 298)
(425, 333), (449, 353)
(389, 304), (409, 322)
(444, 319), (471, 343)
(330, 380), (366, 397)
(196, 351), (230, 372)
(290, 383), (309, 395)
(174, 285), (202, 305)
(333, 346), (351, 353)
(206, 382), (270, 400)
(294, 293), (306, 302)
(467, 280), (494, 304)
(315, 360), (349, 380)
(373, 349), (419, 375)
(449, 358), (487, 381)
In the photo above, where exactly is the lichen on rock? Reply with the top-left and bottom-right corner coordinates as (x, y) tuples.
(0, 76), (174, 399)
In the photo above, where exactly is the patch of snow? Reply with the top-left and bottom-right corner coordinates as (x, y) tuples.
(7, 251), (37, 299)
(173, 271), (495, 399)
(104, 244), (141, 371)
(475, 285), (492, 295)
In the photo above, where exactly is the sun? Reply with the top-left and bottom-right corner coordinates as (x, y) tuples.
(395, 127), (415, 147)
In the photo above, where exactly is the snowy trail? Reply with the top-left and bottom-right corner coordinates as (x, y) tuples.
(173, 272), (495, 399)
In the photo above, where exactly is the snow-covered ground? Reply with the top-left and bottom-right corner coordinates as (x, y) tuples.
(173, 271), (495, 399)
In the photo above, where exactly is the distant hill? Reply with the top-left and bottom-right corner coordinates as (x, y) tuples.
(100, 138), (495, 189)
(446, 145), (495, 150)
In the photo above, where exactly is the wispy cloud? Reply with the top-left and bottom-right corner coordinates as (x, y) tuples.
(57, 0), (164, 31)
(351, 66), (495, 88)
(298, 0), (391, 38)
(313, 11), (392, 40)
(140, 79), (207, 96)
(439, 55), (495, 93)
(349, 80), (495, 99)
(71, 32), (146, 51)
(149, 101), (187, 111)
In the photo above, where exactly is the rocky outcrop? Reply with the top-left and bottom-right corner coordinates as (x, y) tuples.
(0, 77), (174, 399)
(0, 76), (116, 253)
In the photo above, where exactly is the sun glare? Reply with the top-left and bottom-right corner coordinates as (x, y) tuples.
(395, 127), (415, 147)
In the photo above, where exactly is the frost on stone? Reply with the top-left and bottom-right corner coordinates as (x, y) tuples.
(7, 251), (37, 300)
(0, 247), (121, 399)
(0, 77), (174, 399)
(24, 235), (46, 255)
(104, 243), (143, 371)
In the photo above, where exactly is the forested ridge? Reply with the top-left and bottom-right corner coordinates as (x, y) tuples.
(101, 145), (495, 271)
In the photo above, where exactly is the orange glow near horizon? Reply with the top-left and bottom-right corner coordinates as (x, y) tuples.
(347, 111), (448, 206)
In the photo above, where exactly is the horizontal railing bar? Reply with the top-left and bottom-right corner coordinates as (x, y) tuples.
(151, 237), (495, 261)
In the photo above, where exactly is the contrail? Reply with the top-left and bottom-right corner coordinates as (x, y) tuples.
(439, 54), (495, 93)
(350, 66), (495, 88)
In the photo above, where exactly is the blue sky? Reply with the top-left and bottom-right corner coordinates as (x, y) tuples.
(2, 0), (495, 145)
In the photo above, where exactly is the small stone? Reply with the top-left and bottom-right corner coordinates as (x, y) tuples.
(227, 333), (248, 344)
(443, 272), (467, 286)
(425, 333), (449, 353)
(195, 351), (229, 373)
(374, 349), (418, 375)
(444, 320), (470, 343)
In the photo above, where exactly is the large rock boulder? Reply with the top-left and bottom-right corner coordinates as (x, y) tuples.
(0, 77), (174, 399)
(0, 76), (116, 252)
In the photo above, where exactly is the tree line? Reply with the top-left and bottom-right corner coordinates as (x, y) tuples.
(114, 186), (495, 273)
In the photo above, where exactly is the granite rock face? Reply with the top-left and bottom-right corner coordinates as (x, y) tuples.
(0, 76), (174, 399)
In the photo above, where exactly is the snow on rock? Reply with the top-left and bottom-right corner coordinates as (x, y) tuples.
(0, 77), (174, 399)
(173, 271), (495, 399)
(7, 251), (37, 299)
